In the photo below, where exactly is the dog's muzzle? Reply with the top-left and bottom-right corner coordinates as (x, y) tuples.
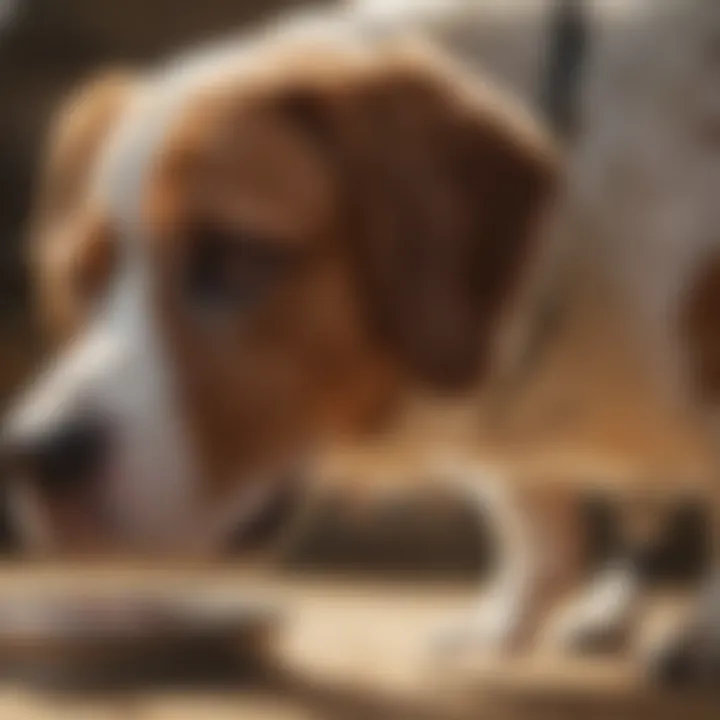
(0, 412), (111, 500)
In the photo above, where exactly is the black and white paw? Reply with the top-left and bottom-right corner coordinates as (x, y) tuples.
(542, 564), (639, 654)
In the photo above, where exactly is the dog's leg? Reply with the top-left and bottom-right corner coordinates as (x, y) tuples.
(542, 496), (663, 654)
(541, 561), (640, 655)
(432, 474), (583, 657)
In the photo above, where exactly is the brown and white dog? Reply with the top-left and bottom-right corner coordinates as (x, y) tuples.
(2, 16), (558, 564)
(2, 0), (720, 682)
(344, 0), (720, 679)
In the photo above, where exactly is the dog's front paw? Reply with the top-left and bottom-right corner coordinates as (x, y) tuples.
(541, 564), (639, 654)
(430, 589), (527, 660)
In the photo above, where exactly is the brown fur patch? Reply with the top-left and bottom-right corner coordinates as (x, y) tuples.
(30, 71), (133, 342)
(142, 38), (558, 499)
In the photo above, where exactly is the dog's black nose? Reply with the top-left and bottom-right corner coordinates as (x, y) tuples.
(0, 417), (109, 496)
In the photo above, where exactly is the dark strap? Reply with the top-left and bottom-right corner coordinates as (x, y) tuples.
(541, 0), (589, 140)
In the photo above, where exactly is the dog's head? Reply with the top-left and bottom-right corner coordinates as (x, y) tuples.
(1, 27), (557, 554)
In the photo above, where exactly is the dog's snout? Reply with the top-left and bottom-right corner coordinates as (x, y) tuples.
(1, 417), (110, 496)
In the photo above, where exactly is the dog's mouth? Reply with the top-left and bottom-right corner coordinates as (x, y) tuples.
(0, 458), (308, 558)
(2, 475), (126, 557)
(0, 393), (309, 556)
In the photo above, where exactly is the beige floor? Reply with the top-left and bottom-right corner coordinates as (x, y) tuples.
(0, 565), (713, 719)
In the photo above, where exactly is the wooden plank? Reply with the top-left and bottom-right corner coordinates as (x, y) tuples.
(0, 568), (713, 719)
(0, 564), (281, 690)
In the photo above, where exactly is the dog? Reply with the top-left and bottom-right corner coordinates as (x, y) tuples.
(342, 0), (720, 674)
(3, 0), (720, 680)
(2, 13), (560, 574)
(0, 1), (617, 663)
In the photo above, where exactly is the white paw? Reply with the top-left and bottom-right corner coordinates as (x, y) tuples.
(430, 590), (525, 659)
(542, 564), (639, 654)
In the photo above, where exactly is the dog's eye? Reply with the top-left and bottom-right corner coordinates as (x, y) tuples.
(184, 223), (289, 317)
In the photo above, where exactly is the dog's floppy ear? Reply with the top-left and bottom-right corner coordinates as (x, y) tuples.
(35, 70), (135, 224)
(31, 70), (134, 340)
(283, 44), (559, 390)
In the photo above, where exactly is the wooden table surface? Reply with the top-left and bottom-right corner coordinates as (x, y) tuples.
(0, 564), (713, 719)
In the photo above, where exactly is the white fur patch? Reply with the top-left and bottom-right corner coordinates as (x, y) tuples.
(6, 248), (201, 549)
